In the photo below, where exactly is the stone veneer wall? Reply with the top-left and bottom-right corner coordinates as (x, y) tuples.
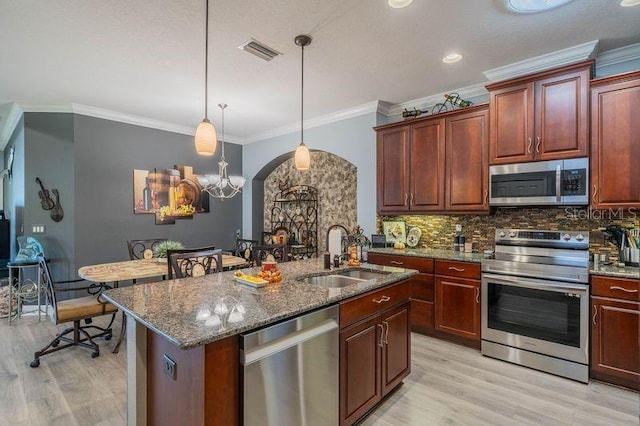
(379, 208), (639, 261)
(264, 151), (357, 253)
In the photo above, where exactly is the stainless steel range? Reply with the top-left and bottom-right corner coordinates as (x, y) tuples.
(481, 229), (590, 383)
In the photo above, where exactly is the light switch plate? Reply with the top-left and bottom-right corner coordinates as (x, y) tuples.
(32, 224), (46, 234)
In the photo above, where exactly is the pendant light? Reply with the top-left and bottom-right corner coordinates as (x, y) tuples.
(294, 35), (312, 170)
(194, 0), (217, 156)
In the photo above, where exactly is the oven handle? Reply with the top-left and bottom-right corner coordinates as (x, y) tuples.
(482, 273), (588, 294)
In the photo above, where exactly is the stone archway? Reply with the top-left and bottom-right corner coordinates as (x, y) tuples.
(252, 151), (357, 254)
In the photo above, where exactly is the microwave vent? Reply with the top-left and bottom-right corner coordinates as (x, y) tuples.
(238, 38), (282, 61)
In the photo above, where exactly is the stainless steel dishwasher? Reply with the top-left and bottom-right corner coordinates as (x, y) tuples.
(240, 305), (339, 426)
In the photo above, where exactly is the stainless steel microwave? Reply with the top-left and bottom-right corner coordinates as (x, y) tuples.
(489, 157), (588, 207)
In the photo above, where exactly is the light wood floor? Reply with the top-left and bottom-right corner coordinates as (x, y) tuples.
(1, 315), (638, 426)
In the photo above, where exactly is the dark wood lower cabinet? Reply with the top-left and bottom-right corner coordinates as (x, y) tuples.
(340, 315), (383, 426)
(340, 300), (411, 426)
(382, 303), (411, 395)
(435, 276), (480, 341)
(591, 296), (640, 391)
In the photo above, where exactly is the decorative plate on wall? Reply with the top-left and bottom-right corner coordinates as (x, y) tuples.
(406, 227), (422, 248)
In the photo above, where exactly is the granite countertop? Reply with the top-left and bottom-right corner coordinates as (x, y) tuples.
(102, 258), (417, 350)
(367, 247), (490, 263)
(589, 263), (639, 279)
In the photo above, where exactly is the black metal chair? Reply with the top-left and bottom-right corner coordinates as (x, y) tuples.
(167, 247), (222, 279)
(252, 244), (291, 267)
(261, 231), (274, 245)
(126, 238), (168, 260)
(235, 238), (258, 264)
(30, 257), (117, 368)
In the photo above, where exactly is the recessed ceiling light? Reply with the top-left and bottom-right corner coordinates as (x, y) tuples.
(620, 0), (640, 6)
(388, 0), (413, 8)
(505, 0), (574, 13)
(443, 53), (463, 64)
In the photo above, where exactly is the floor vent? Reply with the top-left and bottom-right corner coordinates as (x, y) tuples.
(238, 38), (282, 61)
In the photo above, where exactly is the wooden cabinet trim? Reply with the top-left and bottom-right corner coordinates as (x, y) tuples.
(485, 60), (594, 91)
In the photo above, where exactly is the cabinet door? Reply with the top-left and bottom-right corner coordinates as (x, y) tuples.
(445, 108), (489, 212)
(489, 82), (534, 164)
(410, 119), (445, 211)
(381, 303), (411, 396)
(435, 276), (480, 340)
(591, 73), (640, 210)
(340, 315), (382, 425)
(535, 68), (589, 160)
(377, 126), (410, 213)
(591, 296), (640, 391)
(410, 273), (434, 330)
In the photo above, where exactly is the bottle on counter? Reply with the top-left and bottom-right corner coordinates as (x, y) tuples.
(454, 224), (462, 251)
(324, 251), (331, 269)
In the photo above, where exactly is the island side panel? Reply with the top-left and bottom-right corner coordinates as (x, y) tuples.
(204, 335), (240, 425)
(147, 330), (205, 425)
(127, 316), (147, 426)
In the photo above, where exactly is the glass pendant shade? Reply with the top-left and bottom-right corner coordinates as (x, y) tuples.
(195, 119), (217, 156)
(294, 142), (311, 170)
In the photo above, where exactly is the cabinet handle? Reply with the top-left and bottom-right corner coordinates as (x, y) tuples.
(592, 185), (598, 203)
(410, 193), (414, 206)
(373, 295), (391, 304)
(404, 193), (408, 206)
(610, 286), (638, 293)
(377, 324), (384, 348)
(592, 304), (597, 325)
(527, 137), (532, 154)
(390, 260), (404, 265)
(383, 321), (390, 345)
(449, 267), (465, 272)
(535, 136), (541, 154)
(475, 287), (480, 304)
(484, 190), (488, 205)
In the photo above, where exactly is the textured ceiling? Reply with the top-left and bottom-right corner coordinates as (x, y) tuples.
(0, 0), (639, 142)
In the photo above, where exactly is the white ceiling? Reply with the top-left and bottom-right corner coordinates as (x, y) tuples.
(0, 0), (639, 143)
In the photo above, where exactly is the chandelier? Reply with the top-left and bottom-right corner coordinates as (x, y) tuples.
(197, 104), (246, 200)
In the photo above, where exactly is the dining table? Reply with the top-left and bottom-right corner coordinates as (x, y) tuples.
(78, 254), (249, 353)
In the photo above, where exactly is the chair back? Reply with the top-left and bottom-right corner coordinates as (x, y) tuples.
(236, 238), (258, 262)
(37, 257), (58, 323)
(167, 247), (222, 279)
(261, 231), (274, 245)
(252, 244), (290, 266)
(127, 238), (168, 260)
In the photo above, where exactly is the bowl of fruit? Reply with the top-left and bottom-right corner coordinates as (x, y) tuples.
(257, 263), (282, 283)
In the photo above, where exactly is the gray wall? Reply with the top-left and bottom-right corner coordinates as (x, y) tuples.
(73, 115), (242, 275)
(3, 116), (25, 260)
(24, 113), (74, 279)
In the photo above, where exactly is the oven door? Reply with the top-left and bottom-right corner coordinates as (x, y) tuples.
(481, 273), (588, 364)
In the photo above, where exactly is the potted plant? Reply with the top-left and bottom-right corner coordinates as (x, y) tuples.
(152, 240), (185, 259)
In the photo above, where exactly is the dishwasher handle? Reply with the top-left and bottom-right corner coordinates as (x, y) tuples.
(242, 318), (338, 366)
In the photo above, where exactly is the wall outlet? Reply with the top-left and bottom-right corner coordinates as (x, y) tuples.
(163, 354), (177, 380)
(236, 229), (241, 238)
(32, 224), (46, 234)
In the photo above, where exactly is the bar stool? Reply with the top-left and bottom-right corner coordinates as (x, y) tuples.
(7, 236), (46, 324)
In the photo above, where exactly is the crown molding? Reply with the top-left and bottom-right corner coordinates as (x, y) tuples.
(596, 42), (640, 69)
(483, 40), (599, 82)
(21, 104), (73, 113)
(0, 103), (24, 150)
(385, 83), (488, 117)
(241, 100), (381, 145)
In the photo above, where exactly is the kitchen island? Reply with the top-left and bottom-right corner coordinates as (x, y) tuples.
(102, 258), (417, 425)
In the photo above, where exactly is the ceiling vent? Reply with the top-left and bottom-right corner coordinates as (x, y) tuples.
(238, 38), (282, 61)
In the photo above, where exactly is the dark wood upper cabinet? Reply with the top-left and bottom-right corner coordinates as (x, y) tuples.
(487, 60), (592, 164)
(377, 125), (410, 213)
(375, 105), (487, 214)
(410, 119), (445, 211)
(445, 108), (489, 212)
(590, 70), (640, 210)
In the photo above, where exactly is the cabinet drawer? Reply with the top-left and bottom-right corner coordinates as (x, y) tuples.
(435, 260), (481, 280)
(340, 280), (411, 328)
(368, 253), (433, 273)
(591, 276), (640, 302)
(411, 273), (434, 302)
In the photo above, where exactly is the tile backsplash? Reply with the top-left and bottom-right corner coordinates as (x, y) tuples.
(379, 208), (639, 261)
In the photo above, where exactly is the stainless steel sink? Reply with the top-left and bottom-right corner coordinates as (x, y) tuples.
(300, 269), (390, 288)
(301, 275), (364, 288)
(333, 269), (391, 280)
